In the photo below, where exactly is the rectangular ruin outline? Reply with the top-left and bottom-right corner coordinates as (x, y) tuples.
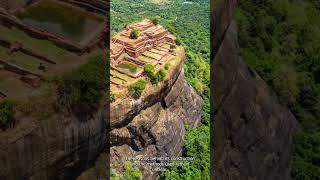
(0, 0), (108, 54)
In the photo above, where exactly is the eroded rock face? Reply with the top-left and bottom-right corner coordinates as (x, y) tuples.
(212, 17), (297, 180)
(110, 70), (202, 179)
(0, 107), (107, 180)
(211, 0), (238, 55)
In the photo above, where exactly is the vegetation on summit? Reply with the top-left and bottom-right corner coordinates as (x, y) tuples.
(130, 29), (139, 39)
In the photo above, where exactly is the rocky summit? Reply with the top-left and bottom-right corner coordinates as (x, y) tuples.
(110, 19), (203, 179)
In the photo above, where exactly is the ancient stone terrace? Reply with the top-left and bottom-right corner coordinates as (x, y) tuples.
(110, 19), (180, 93)
(111, 19), (175, 59)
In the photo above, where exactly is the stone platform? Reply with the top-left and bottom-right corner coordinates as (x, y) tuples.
(110, 19), (179, 94)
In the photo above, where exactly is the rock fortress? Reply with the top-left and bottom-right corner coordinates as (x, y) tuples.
(110, 19), (202, 179)
(110, 18), (182, 94)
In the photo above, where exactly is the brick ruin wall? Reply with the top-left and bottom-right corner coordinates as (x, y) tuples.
(0, 0), (107, 54)
(112, 33), (175, 60)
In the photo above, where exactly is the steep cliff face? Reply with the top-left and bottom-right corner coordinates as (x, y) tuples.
(212, 1), (297, 179)
(110, 64), (202, 179)
(0, 107), (107, 180)
(211, 0), (237, 55)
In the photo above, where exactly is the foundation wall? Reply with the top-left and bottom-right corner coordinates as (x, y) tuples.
(0, 10), (106, 54)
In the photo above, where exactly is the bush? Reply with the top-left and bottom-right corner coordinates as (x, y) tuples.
(130, 29), (139, 39)
(157, 69), (166, 81)
(128, 79), (147, 98)
(143, 63), (155, 77)
(122, 161), (142, 180)
(152, 18), (159, 25)
(144, 63), (157, 84)
(164, 63), (170, 70)
(0, 100), (15, 128)
(143, 63), (167, 84)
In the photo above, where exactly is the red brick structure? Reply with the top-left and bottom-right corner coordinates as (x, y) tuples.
(111, 19), (176, 62)
(110, 19), (179, 92)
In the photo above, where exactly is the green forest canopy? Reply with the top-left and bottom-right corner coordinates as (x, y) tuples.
(235, 0), (320, 179)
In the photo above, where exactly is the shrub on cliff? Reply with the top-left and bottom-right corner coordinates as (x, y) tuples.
(143, 63), (155, 77)
(130, 29), (139, 39)
(157, 69), (166, 81)
(0, 100), (15, 128)
(144, 63), (158, 84)
(57, 55), (107, 114)
(143, 63), (167, 84)
(128, 79), (147, 98)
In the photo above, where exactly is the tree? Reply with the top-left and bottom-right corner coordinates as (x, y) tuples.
(130, 29), (139, 39)
(143, 63), (155, 77)
(152, 18), (159, 25)
(272, 65), (299, 107)
(128, 79), (147, 98)
(121, 161), (142, 180)
(160, 125), (210, 180)
(164, 63), (170, 70)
